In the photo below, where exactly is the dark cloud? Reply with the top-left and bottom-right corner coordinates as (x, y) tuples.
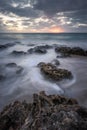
(34, 0), (87, 16)
(0, 0), (87, 32)
(0, 0), (40, 18)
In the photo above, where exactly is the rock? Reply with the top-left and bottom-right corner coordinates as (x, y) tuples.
(0, 74), (6, 81)
(51, 59), (60, 66)
(55, 46), (87, 56)
(28, 46), (47, 54)
(0, 43), (15, 50)
(38, 62), (72, 81)
(57, 53), (71, 58)
(6, 63), (17, 67)
(0, 101), (29, 130)
(0, 45), (7, 50)
(16, 66), (23, 74)
(0, 91), (87, 130)
(11, 51), (27, 56)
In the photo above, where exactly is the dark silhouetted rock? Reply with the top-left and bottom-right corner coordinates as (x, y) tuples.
(0, 45), (7, 50)
(28, 46), (47, 54)
(38, 62), (72, 81)
(55, 46), (87, 56)
(0, 91), (87, 130)
(51, 59), (60, 66)
(11, 51), (27, 56)
(6, 63), (17, 67)
(16, 66), (23, 74)
(0, 74), (6, 81)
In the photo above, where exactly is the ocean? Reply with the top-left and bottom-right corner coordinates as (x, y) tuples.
(0, 33), (87, 110)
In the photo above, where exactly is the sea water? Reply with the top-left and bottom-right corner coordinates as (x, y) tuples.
(0, 33), (87, 110)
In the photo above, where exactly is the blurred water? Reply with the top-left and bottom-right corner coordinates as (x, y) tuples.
(0, 33), (87, 110)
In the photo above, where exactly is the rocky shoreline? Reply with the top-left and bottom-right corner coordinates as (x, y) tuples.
(0, 45), (87, 130)
(0, 91), (87, 130)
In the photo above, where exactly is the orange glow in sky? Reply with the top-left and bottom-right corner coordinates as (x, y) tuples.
(49, 26), (64, 33)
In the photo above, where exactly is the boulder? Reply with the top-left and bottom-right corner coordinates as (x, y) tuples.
(11, 51), (27, 56)
(51, 59), (60, 66)
(0, 91), (87, 130)
(28, 46), (47, 54)
(38, 62), (72, 81)
(55, 46), (87, 56)
(6, 63), (17, 67)
(0, 45), (7, 50)
(0, 74), (6, 81)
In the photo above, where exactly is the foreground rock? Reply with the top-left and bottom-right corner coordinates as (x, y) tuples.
(55, 46), (87, 56)
(0, 91), (87, 130)
(38, 62), (72, 81)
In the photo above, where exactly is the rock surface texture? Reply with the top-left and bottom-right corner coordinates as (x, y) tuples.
(0, 91), (87, 130)
(38, 62), (72, 81)
(55, 46), (87, 56)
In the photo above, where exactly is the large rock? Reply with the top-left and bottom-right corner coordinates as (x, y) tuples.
(28, 46), (47, 54)
(11, 51), (27, 56)
(55, 46), (87, 56)
(38, 62), (72, 81)
(0, 43), (15, 50)
(0, 91), (87, 130)
(6, 63), (17, 67)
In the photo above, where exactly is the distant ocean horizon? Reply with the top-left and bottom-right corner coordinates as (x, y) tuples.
(0, 32), (87, 48)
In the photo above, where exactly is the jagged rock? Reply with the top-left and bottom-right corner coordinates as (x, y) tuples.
(0, 91), (87, 130)
(38, 62), (72, 81)
(55, 46), (87, 56)
(11, 51), (27, 56)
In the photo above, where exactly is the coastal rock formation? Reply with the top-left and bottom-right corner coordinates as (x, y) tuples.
(55, 46), (87, 56)
(6, 63), (17, 67)
(51, 59), (60, 66)
(0, 91), (87, 130)
(0, 43), (15, 50)
(38, 62), (72, 81)
(11, 51), (27, 56)
(28, 46), (47, 54)
(0, 74), (6, 81)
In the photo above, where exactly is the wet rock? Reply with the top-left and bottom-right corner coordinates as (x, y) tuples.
(0, 101), (29, 130)
(57, 53), (71, 58)
(11, 51), (27, 56)
(51, 59), (60, 66)
(55, 46), (87, 56)
(0, 43), (15, 50)
(0, 91), (87, 130)
(0, 74), (6, 81)
(6, 63), (17, 67)
(38, 62), (72, 81)
(16, 66), (23, 74)
(28, 46), (47, 54)
(0, 45), (7, 50)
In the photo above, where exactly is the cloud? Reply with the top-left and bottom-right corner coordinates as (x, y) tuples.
(0, 0), (87, 32)
(34, 0), (87, 16)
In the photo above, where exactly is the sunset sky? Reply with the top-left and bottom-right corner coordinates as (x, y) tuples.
(0, 0), (87, 33)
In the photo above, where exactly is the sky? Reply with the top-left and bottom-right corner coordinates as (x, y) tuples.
(0, 0), (87, 33)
